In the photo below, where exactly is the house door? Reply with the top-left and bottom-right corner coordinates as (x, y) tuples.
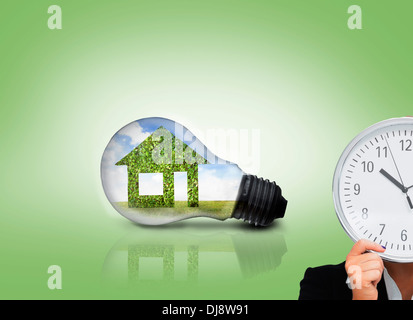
(174, 172), (187, 202)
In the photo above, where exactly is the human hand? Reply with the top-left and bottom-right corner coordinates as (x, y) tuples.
(345, 239), (386, 300)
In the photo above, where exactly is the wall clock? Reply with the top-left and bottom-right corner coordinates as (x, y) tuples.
(333, 117), (413, 262)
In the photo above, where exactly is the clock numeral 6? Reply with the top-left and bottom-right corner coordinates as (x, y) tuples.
(401, 229), (408, 241)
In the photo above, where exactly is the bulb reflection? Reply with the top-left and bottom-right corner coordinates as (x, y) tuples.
(101, 227), (287, 286)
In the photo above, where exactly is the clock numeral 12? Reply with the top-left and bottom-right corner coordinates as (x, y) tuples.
(400, 139), (412, 151)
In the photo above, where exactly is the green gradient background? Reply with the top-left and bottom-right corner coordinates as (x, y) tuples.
(0, 1), (412, 299)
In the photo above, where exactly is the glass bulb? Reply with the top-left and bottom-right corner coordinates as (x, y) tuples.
(101, 117), (287, 226)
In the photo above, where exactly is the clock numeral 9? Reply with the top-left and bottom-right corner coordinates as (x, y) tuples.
(361, 161), (374, 173)
(400, 139), (412, 151)
(354, 183), (361, 195)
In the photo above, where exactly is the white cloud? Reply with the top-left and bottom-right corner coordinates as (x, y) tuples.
(101, 139), (123, 167)
(101, 121), (151, 203)
(117, 121), (150, 146)
(139, 173), (163, 195)
(199, 169), (241, 201)
(101, 136), (128, 202)
(174, 172), (188, 201)
(101, 165), (128, 202)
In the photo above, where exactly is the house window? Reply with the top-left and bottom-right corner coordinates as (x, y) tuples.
(139, 173), (163, 195)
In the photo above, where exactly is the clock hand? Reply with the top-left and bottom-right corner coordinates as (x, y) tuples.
(379, 168), (407, 192)
(383, 136), (413, 210)
(407, 195), (413, 209)
(380, 169), (413, 209)
(384, 136), (407, 187)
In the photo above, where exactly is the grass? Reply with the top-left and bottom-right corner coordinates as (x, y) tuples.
(113, 201), (236, 220)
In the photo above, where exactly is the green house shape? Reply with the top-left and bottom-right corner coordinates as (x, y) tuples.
(116, 126), (208, 208)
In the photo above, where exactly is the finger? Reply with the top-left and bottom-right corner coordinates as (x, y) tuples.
(348, 239), (386, 257)
(359, 259), (384, 273)
(362, 269), (383, 286)
(346, 253), (384, 275)
(356, 252), (385, 265)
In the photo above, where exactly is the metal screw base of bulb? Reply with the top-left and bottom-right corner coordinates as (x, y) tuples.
(232, 175), (287, 227)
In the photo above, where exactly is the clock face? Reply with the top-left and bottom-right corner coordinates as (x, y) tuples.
(333, 118), (413, 263)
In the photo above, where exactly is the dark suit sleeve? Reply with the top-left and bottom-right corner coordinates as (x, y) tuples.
(298, 262), (352, 300)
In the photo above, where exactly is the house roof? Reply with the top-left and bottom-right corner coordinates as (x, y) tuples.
(115, 126), (209, 167)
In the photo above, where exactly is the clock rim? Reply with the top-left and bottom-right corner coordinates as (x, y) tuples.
(332, 117), (413, 263)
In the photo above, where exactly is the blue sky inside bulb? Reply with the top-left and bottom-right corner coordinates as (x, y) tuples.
(101, 117), (244, 225)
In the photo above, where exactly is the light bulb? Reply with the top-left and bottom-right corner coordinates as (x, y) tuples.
(101, 117), (287, 226)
